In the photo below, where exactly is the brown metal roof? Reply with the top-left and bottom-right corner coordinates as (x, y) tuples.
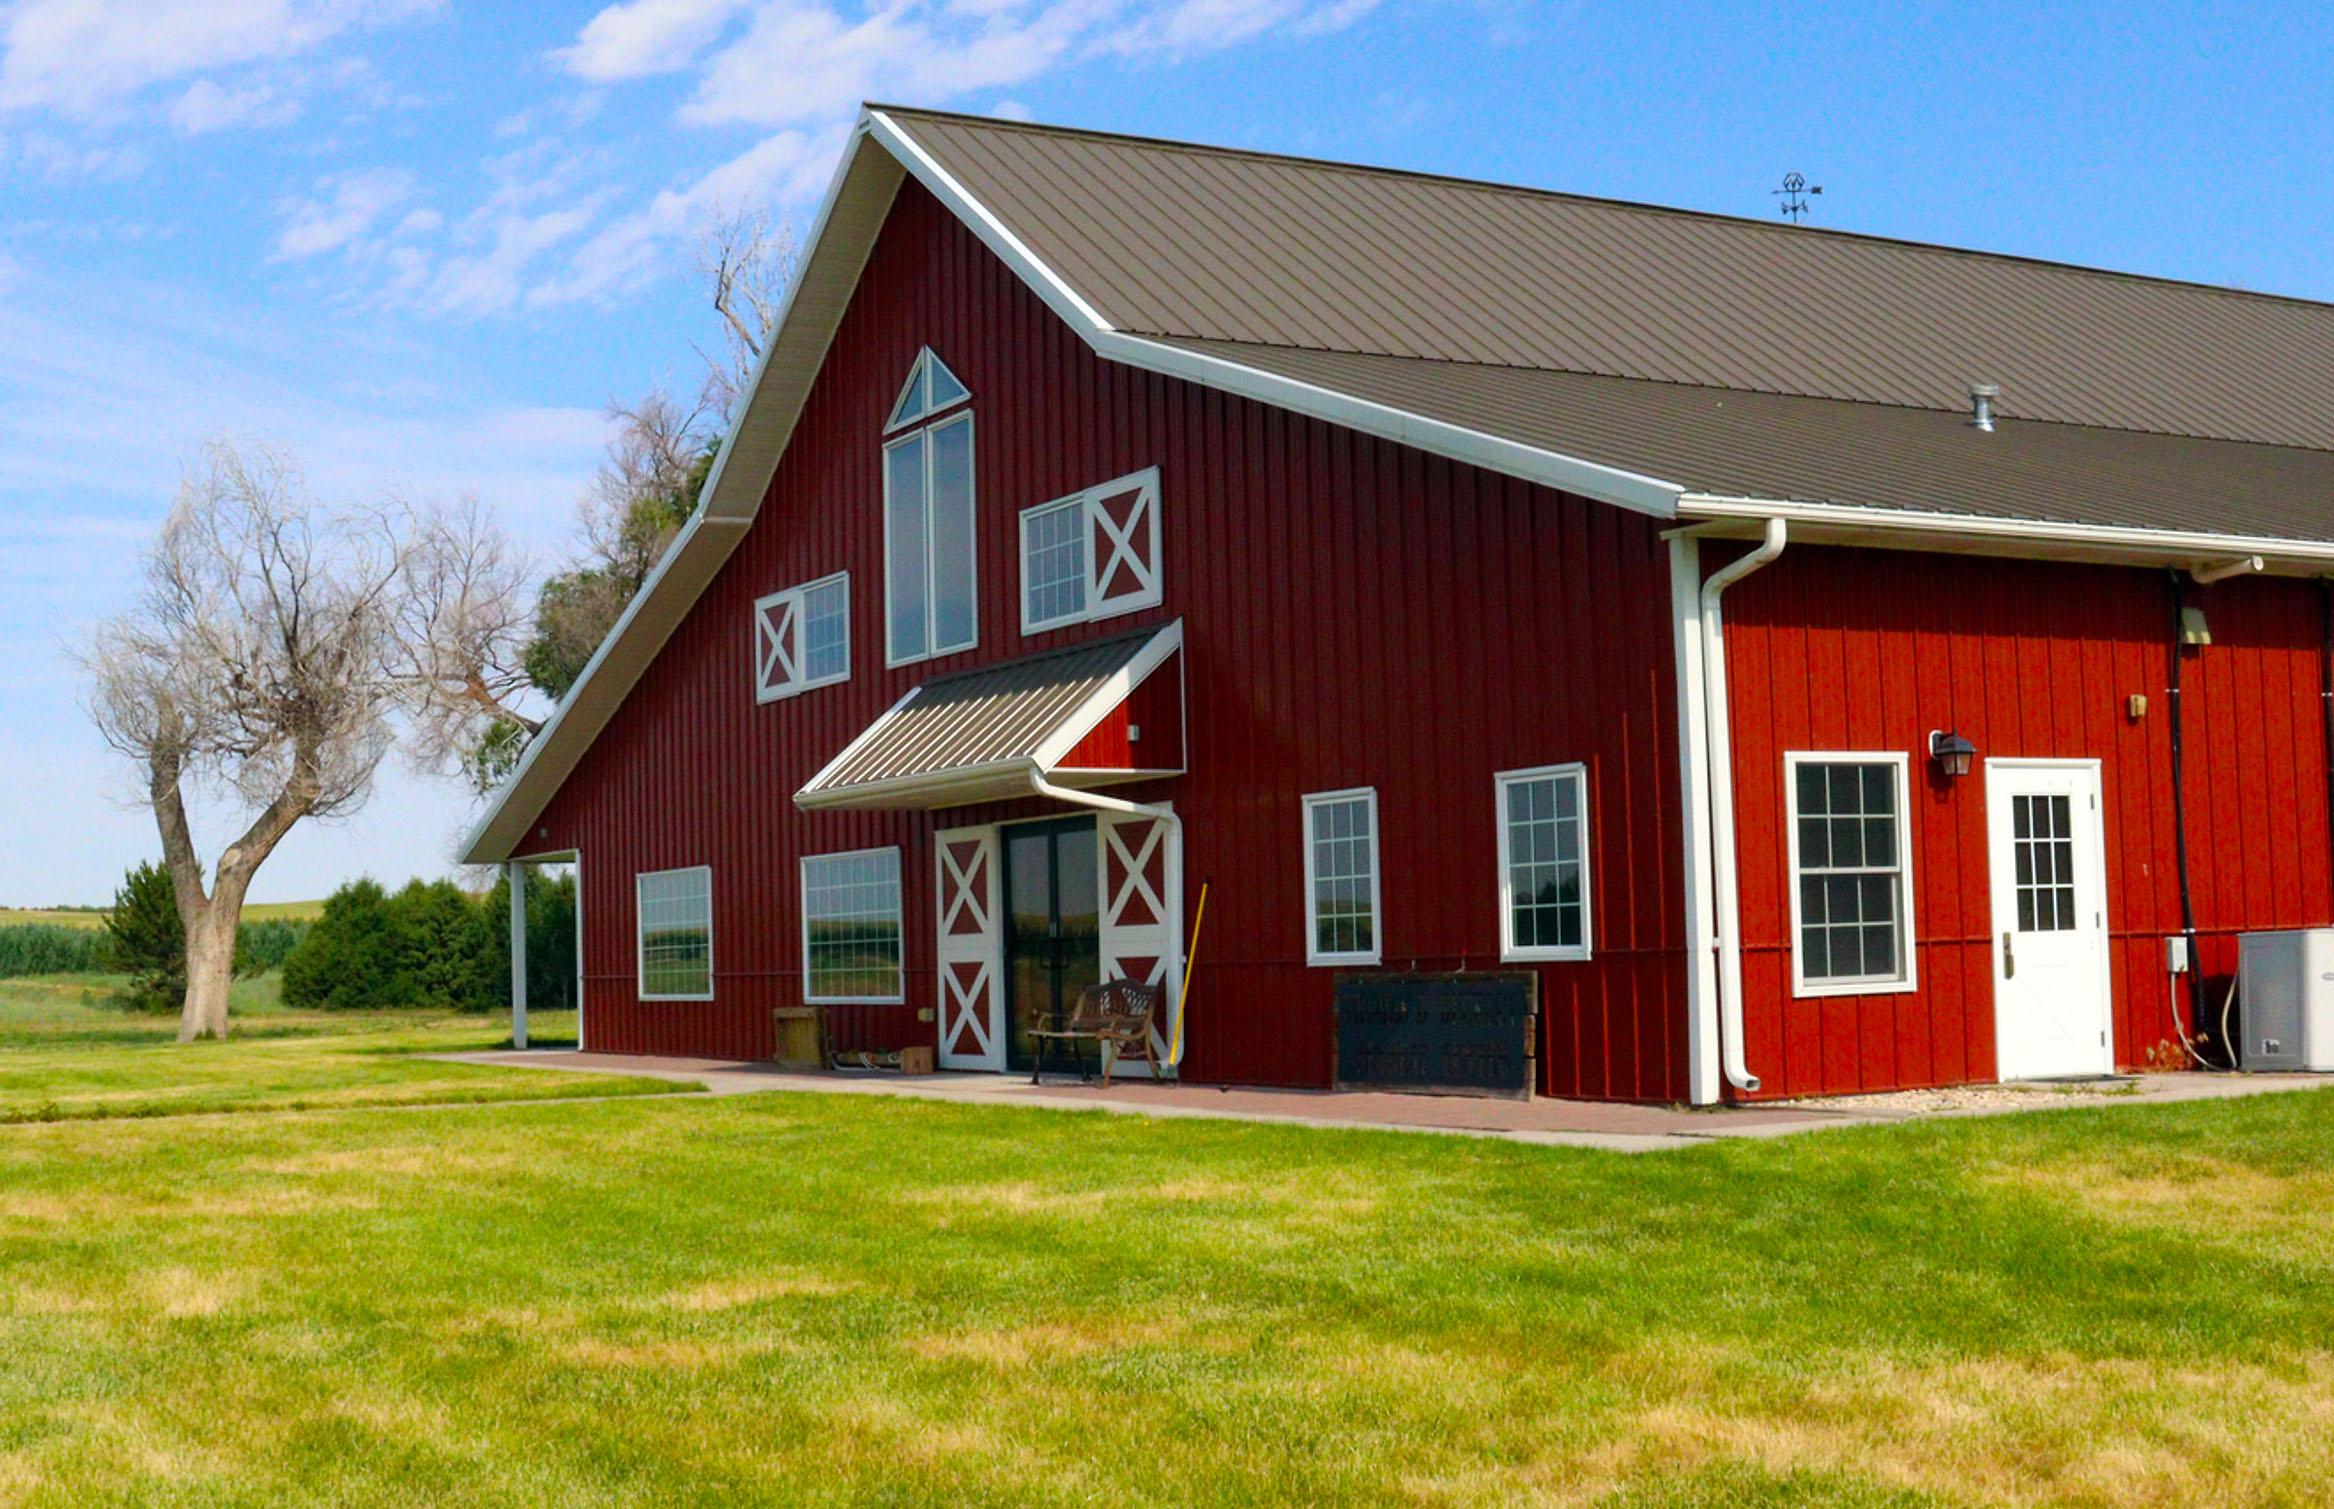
(883, 106), (2334, 455)
(796, 623), (1179, 810)
(1153, 338), (2334, 543)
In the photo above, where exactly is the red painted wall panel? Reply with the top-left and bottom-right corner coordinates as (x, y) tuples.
(527, 179), (1691, 1100)
(1719, 545), (2334, 1098)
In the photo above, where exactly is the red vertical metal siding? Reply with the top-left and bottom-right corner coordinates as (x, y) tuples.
(1721, 545), (2334, 1098)
(527, 179), (1691, 1099)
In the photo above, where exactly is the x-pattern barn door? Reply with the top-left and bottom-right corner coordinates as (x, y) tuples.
(1086, 468), (1162, 617)
(1097, 807), (1181, 1074)
(754, 594), (799, 690)
(934, 827), (1003, 1070)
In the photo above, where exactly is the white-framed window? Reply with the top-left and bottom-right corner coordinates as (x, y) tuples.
(800, 847), (904, 1004)
(1018, 467), (1163, 634)
(883, 349), (976, 666)
(1496, 763), (1590, 961)
(753, 572), (850, 703)
(1302, 788), (1381, 966)
(1785, 752), (1917, 997)
(637, 866), (713, 1001)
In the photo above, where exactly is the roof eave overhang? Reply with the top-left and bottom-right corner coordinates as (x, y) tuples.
(1676, 493), (2334, 576)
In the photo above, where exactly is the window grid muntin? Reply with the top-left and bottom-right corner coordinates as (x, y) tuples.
(1304, 789), (1380, 964)
(883, 406), (977, 667)
(802, 848), (904, 1004)
(2012, 793), (2077, 933)
(1498, 765), (1589, 959)
(637, 866), (713, 1000)
(1021, 496), (1088, 629)
(1788, 755), (1913, 992)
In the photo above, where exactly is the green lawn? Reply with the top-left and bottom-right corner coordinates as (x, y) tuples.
(0, 900), (325, 931)
(0, 975), (671, 1122)
(0, 999), (2329, 1506)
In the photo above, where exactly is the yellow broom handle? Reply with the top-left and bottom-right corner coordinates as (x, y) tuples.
(1168, 879), (1208, 1068)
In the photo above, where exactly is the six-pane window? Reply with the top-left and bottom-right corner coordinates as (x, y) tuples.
(1787, 755), (1914, 992)
(801, 848), (904, 1003)
(1302, 789), (1380, 964)
(637, 867), (713, 1000)
(1497, 765), (1590, 960)
(754, 573), (850, 702)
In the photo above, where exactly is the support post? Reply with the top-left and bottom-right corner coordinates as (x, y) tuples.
(508, 861), (528, 1051)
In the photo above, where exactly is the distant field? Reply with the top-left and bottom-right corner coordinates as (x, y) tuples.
(0, 899), (325, 930)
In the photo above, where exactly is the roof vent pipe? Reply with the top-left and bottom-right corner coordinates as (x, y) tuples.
(1968, 384), (2000, 432)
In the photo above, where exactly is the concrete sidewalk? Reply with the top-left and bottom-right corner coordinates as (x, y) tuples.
(430, 1050), (2334, 1152)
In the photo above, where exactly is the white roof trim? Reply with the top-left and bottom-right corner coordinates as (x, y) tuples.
(1677, 493), (2334, 570)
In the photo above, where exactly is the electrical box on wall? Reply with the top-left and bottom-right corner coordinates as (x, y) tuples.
(2165, 935), (2189, 974)
(2235, 930), (2334, 1072)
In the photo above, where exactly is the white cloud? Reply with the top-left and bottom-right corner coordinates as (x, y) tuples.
(274, 166), (418, 258)
(561, 0), (747, 82)
(169, 74), (302, 133)
(0, 0), (441, 117)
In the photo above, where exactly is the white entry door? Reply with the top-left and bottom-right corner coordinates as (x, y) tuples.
(1986, 760), (2113, 1079)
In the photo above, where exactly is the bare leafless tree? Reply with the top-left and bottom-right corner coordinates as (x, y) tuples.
(696, 205), (796, 420)
(80, 441), (410, 1041)
(391, 496), (543, 789)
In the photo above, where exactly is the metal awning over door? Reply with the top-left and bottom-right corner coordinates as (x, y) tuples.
(795, 620), (1184, 811)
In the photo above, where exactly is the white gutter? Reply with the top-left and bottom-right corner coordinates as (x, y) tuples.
(1028, 770), (1189, 1070)
(2192, 554), (2265, 584)
(1678, 494), (2334, 569)
(1697, 518), (1788, 1095)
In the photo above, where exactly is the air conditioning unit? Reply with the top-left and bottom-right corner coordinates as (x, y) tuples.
(2234, 930), (2334, 1072)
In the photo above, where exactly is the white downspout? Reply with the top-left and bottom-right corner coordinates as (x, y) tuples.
(1027, 770), (1188, 1068)
(1670, 536), (1722, 1105)
(1700, 519), (1787, 1095)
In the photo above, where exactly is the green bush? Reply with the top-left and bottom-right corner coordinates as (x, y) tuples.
(233, 918), (309, 976)
(281, 878), (500, 1011)
(100, 861), (184, 1011)
(0, 925), (106, 979)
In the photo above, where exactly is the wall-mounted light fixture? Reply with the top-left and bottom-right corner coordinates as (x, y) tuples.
(1928, 729), (1977, 779)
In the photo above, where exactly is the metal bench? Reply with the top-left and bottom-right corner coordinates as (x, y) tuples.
(1029, 978), (1165, 1083)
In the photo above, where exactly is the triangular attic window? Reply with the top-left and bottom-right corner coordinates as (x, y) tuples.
(886, 348), (971, 431)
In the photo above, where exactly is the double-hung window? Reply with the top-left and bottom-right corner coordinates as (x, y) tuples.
(1019, 468), (1163, 632)
(1302, 788), (1381, 965)
(800, 848), (904, 1004)
(753, 572), (849, 702)
(637, 866), (713, 1001)
(1496, 764), (1590, 961)
(883, 348), (976, 665)
(1786, 753), (1915, 994)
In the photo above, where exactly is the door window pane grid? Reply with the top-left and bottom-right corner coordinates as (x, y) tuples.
(2012, 793), (2077, 933)
(1791, 759), (1909, 986)
(1502, 770), (1586, 954)
(803, 850), (903, 1002)
(1307, 794), (1377, 960)
(638, 868), (712, 998)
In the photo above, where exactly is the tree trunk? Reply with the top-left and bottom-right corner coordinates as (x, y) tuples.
(178, 899), (240, 1042)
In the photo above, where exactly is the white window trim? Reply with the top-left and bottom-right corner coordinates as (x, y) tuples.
(753, 571), (851, 704)
(1495, 762), (1592, 963)
(636, 865), (714, 1003)
(884, 346), (971, 434)
(1018, 466), (1164, 636)
(1302, 787), (1383, 967)
(1019, 494), (1089, 634)
(799, 845), (907, 1006)
(1783, 750), (1918, 998)
(882, 409), (979, 668)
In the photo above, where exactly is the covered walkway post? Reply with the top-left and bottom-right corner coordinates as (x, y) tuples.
(507, 861), (528, 1050)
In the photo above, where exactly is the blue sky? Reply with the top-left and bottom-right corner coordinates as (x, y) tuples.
(0, 0), (2328, 905)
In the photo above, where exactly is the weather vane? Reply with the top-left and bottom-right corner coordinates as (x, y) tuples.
(1772, 172), (1823, 224)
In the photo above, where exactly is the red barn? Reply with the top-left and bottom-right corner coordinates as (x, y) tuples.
(463, 106), (2334, 1103)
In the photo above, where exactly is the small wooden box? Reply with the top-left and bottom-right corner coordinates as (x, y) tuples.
(897, 1045), (935, 1076)
(771, 1007), (827, 1072)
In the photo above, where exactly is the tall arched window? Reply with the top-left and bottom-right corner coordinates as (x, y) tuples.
(882, 348), (976, 664)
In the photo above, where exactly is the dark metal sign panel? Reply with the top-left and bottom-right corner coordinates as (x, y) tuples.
(1334, 974), (1536, 1099)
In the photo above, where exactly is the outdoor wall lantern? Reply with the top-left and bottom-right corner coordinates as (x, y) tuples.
(1928, 729), (1978, 779)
